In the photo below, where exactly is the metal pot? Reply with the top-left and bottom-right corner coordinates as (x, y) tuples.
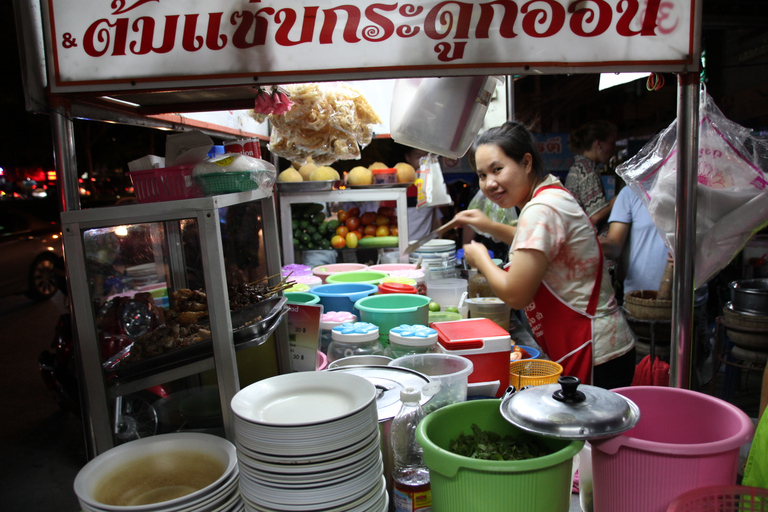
(729, 278), (768, 316)
(499, 376), (640, 440)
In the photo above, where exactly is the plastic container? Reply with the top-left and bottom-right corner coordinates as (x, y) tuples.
(287, 274), (322, 288)
(284, 291), (320, 305)
(466, 297), (511, 331)
(320, 311), (357, 354)
(389, 353), (473, 412)
(667, 485), (768, 512)
(312, 263), (369, 283)
(282, 263), (313, 277)
(512, 344), (541, 361)
(285, 282), (310, 293)
(326, 270), (389, 286)
(312, 283), (378, 314)
(425, 278), (468, 311)
(355, 294), (432, 343)
(428, 311), (462, 324)
(433, 318), (512, 398)
(415, 399), (583, 512)
(129, 165), (204, 203)
(391, 387), (431, 512)
(327, 322), (385, 363)
(372, 167), (398, 185)
(316, 350), (329, 371)
(390, 76), (501, 158)
(509, 359), (563, 388)
(388, 325), (439, 358)
(224, 137), (262, 159)
(590, 386), (755, 512)
(379, 282), (418, 295)
(387, 269), (427, 295)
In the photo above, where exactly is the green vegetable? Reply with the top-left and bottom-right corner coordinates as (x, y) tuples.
(312, 212), (326, 225)
(292, 219), (300, 230)
(319, 239), (331, 249)
(293, 237), (300, 246)
(448, 424), (551, 461)
(300, 232), (312, 244)
(311, 232), (323, 242)
(299, 219), (310, 230)
(326, 219), (340, 232)
(358, 236), (398, 248)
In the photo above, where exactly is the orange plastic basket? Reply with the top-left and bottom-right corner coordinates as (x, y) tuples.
(509, 359), (563, 388)
(667, 485), (768, 511)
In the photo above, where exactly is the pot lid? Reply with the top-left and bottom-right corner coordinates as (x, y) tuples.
(328, 366), (434, 421)
(499, 376), (640, 440)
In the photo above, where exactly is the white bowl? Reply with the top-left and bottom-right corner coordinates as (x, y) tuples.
(74, 432), (237, 511)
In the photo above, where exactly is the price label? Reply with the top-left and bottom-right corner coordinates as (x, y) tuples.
(287, 303), (323, 372)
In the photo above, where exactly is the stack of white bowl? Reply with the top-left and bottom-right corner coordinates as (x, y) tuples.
(231, 372), (387, 512)
(74, 432), (242, 512)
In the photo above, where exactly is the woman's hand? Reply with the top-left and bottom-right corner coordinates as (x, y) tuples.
(462, 240), (491, 270)
(454, 209), (516, 244)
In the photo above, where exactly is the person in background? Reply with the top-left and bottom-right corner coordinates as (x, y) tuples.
(565, 120), (618, 235)
(453, 121), (635, 388)
(599, 185), (668, 297)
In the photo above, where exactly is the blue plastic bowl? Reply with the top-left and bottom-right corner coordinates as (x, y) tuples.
(514, 344), (540, 360)
(311, 283), (379, 314)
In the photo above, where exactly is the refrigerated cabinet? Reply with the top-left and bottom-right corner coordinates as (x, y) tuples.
(61, 189), (288, 455)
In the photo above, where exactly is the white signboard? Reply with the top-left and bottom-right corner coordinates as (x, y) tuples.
(42, 0), (700, 93)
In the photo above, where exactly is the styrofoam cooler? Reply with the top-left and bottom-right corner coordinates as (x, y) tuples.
(432, 318), (511, 398)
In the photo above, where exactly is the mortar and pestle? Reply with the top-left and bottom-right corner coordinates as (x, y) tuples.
(623, 261), (674, 344)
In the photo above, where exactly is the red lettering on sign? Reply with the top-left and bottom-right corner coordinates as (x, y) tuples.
(231, 9), (273, 48)
(363, 4), (397, 41)
(521, 0), (566, 38)
(424, 2), (474, 40)
(182, 14), (204, 51)
(274, 7), (318, 46)
(320, 5), (362, 44)
(130, 16), (178, 55)
(477, 0), (518, 39)
(569, 0), (612, 37)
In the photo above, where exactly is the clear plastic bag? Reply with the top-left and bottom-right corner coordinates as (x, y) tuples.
(617, 87), (768, 286)
(467, 189), (518, 242)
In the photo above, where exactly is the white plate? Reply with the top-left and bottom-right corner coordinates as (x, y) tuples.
(231, 372), (376, 426)
(240, 451), (381, 488)
(242, 475), (384, 512)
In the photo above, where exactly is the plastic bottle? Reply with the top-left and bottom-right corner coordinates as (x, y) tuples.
(388, 325), (439, 358)
(391, 387), (432, 512)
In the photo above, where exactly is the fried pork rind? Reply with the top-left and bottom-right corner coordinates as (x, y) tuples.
(264, 83), (382, 166)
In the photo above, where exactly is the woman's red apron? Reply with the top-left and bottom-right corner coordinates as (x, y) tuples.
(517, 184), (603, 384)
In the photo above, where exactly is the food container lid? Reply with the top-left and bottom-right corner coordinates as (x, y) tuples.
(331, 322), (379, 342)
(499, 376), (640, 440)
(390, 325), (438, 347)
(328, 366), (433, 420)
(321, 311), (357, 330)
(387, 269), (425, 283)
(378, 282), (417, 295)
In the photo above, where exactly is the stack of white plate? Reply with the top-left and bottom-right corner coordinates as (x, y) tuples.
(231, 372), (387, 512)
(74, 432), (243, 512)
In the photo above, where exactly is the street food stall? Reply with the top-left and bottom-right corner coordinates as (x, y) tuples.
(17, 0), (736, 510)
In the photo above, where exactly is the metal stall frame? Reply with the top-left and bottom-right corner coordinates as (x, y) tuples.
(15, 1), (706, 457)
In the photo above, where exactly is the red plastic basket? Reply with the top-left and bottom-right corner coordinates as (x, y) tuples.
(667, 485), (768, 511)
(129, 165), (203, 203)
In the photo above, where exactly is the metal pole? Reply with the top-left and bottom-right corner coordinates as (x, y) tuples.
(669, 73), (700, 389)
(506, 75), (515, 121)
(50, 100), (81, 212)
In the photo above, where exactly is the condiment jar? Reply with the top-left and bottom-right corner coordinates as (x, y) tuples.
(387, 324), (439, 358)
(328, 322), (385, 363)
(468, 269), (495, 298)
(320, 311), (357, 355)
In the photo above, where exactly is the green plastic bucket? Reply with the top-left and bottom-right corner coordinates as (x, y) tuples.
(326, 270), (389, 285)
(284, 291), (320, 305)
(354, 293), (430, 343)
(416, 399), (583, 512)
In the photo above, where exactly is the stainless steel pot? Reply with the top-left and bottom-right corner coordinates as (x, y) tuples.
(729, 278), (768, 316)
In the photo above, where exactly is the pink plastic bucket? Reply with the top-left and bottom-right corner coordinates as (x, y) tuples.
(312, 263), (369, 283)
(590, 386), (754, 512)
(316, 351), (328, 371)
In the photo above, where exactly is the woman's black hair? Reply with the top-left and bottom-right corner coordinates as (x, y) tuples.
(568, 120), (617, 154)
(468, 121), (546, 179)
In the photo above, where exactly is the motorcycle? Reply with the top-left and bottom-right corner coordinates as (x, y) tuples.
(38, 263), (168, 443)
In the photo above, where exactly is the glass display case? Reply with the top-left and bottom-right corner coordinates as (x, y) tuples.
(61, 189), (288, 455)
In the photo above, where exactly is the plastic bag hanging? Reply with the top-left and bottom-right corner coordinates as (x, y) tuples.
(616, 86), (768, 286)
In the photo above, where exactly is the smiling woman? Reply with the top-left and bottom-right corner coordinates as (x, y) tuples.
(452, 121), (635, 389)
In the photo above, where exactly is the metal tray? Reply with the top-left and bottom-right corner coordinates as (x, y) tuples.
(232, 296), (288, 341)
(277, 180), (340, 193)
(347, 182), (412, 189)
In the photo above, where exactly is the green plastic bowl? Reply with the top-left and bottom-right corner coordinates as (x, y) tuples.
(416, 399), (583, 512)
(284, 291), (320, 305)
(325, 270), (389, 285)
(354, 293), (430, 342)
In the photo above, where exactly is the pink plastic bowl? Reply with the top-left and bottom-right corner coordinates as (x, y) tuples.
(312, 263), (369, 283)
(316, 351), (328, 371)
(590, 386), (755, 512)
(368, 263), (418, 273)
